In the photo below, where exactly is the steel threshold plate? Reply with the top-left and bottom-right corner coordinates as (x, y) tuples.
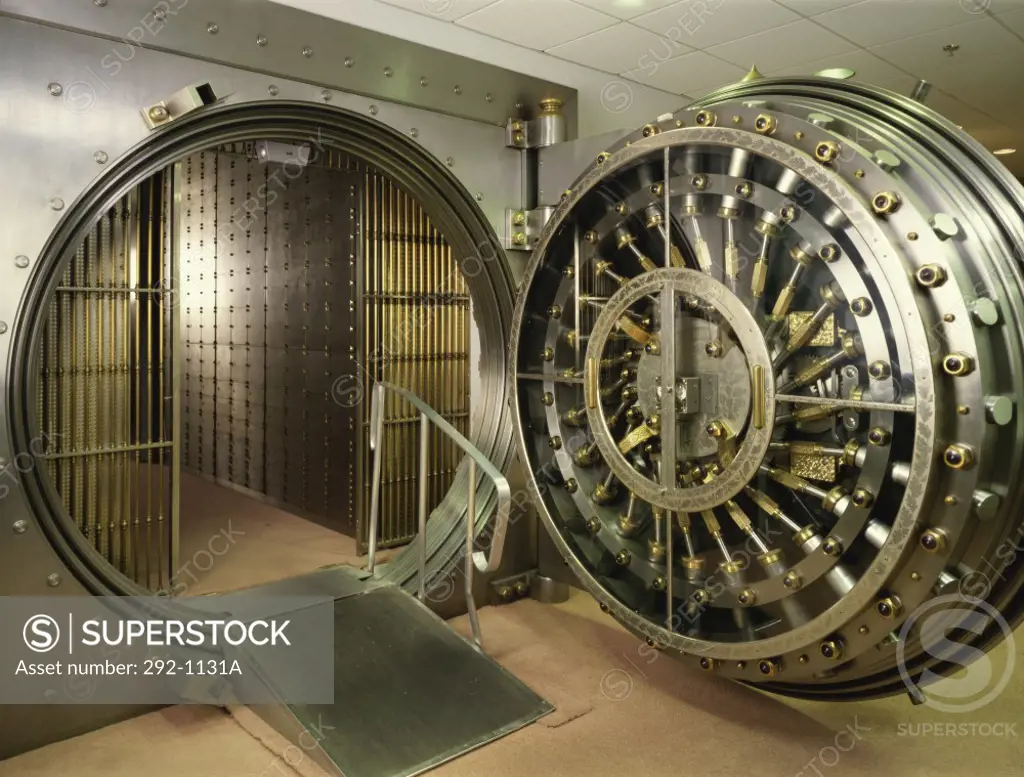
(285, 587), (553, 777)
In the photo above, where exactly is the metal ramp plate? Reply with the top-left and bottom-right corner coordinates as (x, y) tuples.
(267, 586), (553, 777)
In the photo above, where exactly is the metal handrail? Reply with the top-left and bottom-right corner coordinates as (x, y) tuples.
(366, 381), (510, 650)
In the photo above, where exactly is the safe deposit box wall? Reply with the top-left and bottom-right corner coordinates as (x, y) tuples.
(177, 146), (470, 550)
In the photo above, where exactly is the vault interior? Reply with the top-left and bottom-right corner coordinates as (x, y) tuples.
(34, 140), (472, 593)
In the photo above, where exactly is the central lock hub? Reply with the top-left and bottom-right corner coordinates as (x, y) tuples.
(584, 268), (774, 513)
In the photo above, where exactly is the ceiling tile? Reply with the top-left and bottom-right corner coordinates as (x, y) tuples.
(378, 0), (502, 22)
(632, 0), (800, 50)
(456, 0), (617, 49)
(813, 0), (986, 47)
(775, 0), (862, 14)
(869, 17), (1024, 102)
(763, 49), (916, 89)
(996, 6), (1024, 33)
(924, 88), (1003, 131)
(706, 19), (858, 71)
(988, 0), (1024, 13)
(623, 50), (746, 93)
(569, 0), (683, 20)
(547, 22), (692, 73)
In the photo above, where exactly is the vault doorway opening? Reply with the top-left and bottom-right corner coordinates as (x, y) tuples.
(35, 140), (472, 595)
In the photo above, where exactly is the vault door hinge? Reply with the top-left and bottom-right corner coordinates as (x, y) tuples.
(505, 98), (567, 149)
(505, 207), (554, 251)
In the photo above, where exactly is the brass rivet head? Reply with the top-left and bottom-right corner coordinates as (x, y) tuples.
(942, 352), (975, 377)
(542, 347), (554, 362)
(916, 264), (947, 287)
(652, 576), (667, 591)
(783, 571), (802, 590)
(548, 436), (562, 450)
(540, 392), (554, 406)
(943, 443), (974, 470)
(876, 595), (903, 619)
(818, 243), (840, 262)
(868, 427), (891, 446)
(615, 549), (632, 566)
(586, 516), (601, 534)
(754, 113), (777, 134)
(872, 191), (901, 215)
(565, 478), (578, 493)
(814, 140), (840, 164)
(642, 123), (660, 137)
(695, 110), (717, 127)
(737, 588), (757, 606)
(758, 658), (782, 677)
(699, 657), (715, 671)
(735, 181), (753, 198)
(850, 297), (873, 316)
(868, 361), (891, 380)
(851, 488), (875, 508)
(822, 537), (843, 557)
(920, 528), (948, 553)
(820, 638), (844, 661)
(691, 174), (709, 191)
(597, 152), (611, 165)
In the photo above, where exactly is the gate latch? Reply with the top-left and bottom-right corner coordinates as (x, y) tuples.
(142, 82), (222, 130)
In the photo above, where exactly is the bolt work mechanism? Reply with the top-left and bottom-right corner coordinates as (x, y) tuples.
(509, 77), (1024, 700)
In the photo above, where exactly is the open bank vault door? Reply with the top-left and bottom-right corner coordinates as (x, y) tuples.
(35, 143), (471, 591)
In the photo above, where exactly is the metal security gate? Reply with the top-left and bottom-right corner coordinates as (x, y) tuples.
(357, 169), (470, 551)
(35, 143), (472, 587)
(36, 174), (177, 591)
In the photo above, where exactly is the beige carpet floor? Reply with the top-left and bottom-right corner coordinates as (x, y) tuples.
(2, 592), (1020, 777)
(175, 473), (396, 596)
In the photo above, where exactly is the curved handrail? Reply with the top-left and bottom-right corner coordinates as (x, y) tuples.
(366, 381), (510, 649)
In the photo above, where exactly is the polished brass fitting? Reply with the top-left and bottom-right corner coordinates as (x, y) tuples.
(819, 638), (844, 661)
(920, 527), (949, 553)
(943, 443), (974, 470)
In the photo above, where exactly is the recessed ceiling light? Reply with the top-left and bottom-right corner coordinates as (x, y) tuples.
(994, 148), (1017, 156)
(815, 68), (856, 80)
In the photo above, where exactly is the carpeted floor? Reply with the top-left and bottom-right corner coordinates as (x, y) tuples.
(2, 592), (1019, 777)
(174, 473), (396, 596)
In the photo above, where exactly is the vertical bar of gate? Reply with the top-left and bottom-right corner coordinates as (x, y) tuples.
(465, 458), (482, 650)
(170, 162), (183, 579)
(367, 382), (385, 574)
(418, 412), (429, 601)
